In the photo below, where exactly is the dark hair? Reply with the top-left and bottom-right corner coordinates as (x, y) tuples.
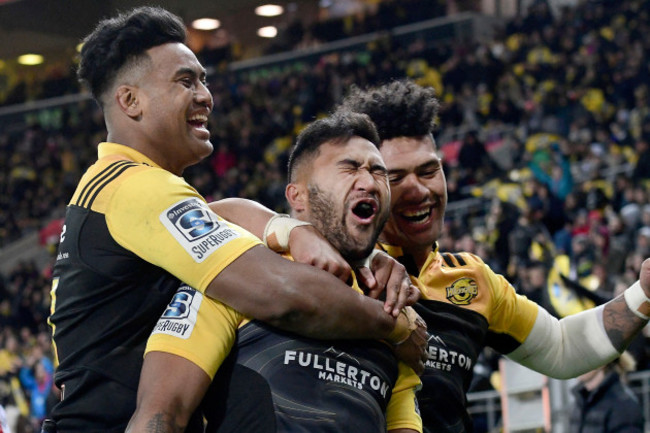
(77, 6), (186, 104)
(287, 111), (380, 182)
(338, 79), (440, 142)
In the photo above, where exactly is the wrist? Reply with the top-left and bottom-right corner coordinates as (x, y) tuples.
(263, 214), (312, 252)
(623, 281), (650, 321)
(386, 306), (419, 345)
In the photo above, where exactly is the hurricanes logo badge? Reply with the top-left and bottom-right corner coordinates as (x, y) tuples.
(446, 277), (478, 305)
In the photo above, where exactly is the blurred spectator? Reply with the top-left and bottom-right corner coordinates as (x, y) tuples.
(457, 130), (502, 185)
(508, 196), (553, 275)
(528, 141), (573, 201)
(518, 260), (550, 309)
(18, 356), (52, 425)
(569, 351), (644, 433)
(632, 139), (650, 182)
(606, 213), (634, 275)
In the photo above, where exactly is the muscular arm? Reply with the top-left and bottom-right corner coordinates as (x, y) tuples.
(210, 198), (275, 241)
(211, 199), (353, 281)
(602, 294), (647, 350)
(205, 244), (401, 341)
(126, 353), (210, 433)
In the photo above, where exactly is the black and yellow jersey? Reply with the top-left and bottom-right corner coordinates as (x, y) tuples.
(146, 268), (422, 432)
(49, 142), (261, 432)
(380, 243), (539, 433)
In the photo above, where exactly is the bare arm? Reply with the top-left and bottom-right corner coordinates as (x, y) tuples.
(602, 259), (650, 350)
(211, 199), (352, 281)
(126, 352), (210, 433)
(205, 244), (400, 341)
(210, 198), (276, 242)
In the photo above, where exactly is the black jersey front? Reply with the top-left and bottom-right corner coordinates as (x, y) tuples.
(381, 243), (539, 433)
(204, 320), (401, 433)
(50, 172), (180, 432)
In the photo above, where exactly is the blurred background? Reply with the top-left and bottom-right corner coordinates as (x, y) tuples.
(1, 0), (650, 431)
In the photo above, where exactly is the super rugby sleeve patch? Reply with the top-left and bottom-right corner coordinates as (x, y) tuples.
(160, 198), (241, 263)
(151, 285), (203, 339)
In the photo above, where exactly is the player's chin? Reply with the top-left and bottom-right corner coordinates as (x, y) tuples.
(349, 230), (377, 253)
(194, 140), (214, 158)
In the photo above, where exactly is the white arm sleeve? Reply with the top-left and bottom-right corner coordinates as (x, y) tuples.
(506, 305), (620, 379)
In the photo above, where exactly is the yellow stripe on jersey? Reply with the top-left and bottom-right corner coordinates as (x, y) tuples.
(386, 362), (423, 432)
(48, 277), (60, 368)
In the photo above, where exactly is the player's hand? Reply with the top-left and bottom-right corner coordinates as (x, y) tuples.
(392, 313), (428, 376)
(356, 250), (420, 317)
(288, 224), (352, 282)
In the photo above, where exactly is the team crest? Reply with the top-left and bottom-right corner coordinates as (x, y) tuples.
(446, 277), (478, 305)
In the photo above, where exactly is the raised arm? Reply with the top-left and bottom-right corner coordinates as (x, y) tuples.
(508, 259), (650, 379)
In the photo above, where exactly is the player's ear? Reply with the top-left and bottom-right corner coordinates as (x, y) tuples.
(285, 183), (307, 213)
(116, 85), (142, 119)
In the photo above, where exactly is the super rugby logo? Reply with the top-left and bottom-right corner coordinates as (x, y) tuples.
(166, 199), (220, 242)
(160, 198), (240, 263)
(152, 285), (202, 339)
(162, 287), (195, 319)
(445, 277), (478, 305)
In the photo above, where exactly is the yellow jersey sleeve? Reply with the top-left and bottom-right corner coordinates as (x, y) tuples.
(483, 261), (539, 344)
(145, 285), (245, 379)
(385, 362), (422, 432)
(105, 167), (262, 293)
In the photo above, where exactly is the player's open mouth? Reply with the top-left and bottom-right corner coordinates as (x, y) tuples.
(188, 114), (209, 130)
(399, 206), (432, 224)
(351, 198), (378, 223)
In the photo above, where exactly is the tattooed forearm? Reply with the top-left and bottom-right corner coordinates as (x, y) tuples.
(603, 295), (648, 351)
(144, 412), (184, 433)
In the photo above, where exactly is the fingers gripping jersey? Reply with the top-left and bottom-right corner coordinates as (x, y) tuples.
(379, 243), (538, 433)
(48, 143), (261, 432)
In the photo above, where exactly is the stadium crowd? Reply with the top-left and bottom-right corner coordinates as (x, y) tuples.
(1, 0), (650, 430)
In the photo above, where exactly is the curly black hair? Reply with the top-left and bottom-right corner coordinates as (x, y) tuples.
(77, 6), (186, 105)
(288, 110), (380, 182)
(337, 79), (440, 142)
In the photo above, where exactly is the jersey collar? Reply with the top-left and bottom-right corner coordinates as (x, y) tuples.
(376, 242), (439, 277)
(98, 142), (162, 168)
